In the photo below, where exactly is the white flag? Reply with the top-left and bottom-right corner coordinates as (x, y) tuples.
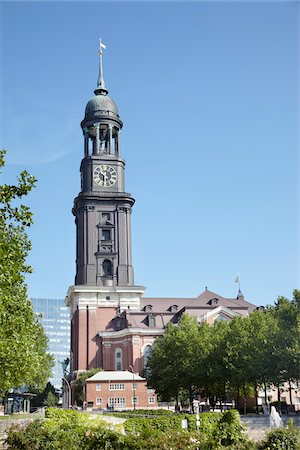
(100, 42), (106, 50)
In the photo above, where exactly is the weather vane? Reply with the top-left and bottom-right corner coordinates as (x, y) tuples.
(99, 38), (106, 55)
(96, 38), (107, 92)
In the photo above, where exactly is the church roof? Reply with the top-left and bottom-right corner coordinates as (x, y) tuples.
(99, 290), (256, 333)
(141, 289), (256, 314)
(86, 370), (145, 382)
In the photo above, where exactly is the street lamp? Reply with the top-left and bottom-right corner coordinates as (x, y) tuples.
(62, 377), (71, 409)
(129, 365), (136, 411)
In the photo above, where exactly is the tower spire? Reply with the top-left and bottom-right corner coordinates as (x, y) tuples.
(95, 39), (108, 95)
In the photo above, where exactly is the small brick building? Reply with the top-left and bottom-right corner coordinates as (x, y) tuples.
(85, 370), (157, 410)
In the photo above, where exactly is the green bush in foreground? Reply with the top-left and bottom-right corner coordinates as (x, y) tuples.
(104, 408), (175, 418)
(6, 407), (256, 450)
(124, 409), (249, 446)
(258, 419), (300, 450)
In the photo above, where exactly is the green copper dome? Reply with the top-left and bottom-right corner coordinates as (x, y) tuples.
(85, 94), (119, 117)
(81, 43), (122, 129)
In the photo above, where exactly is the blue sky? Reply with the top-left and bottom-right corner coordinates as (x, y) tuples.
(1, 1), (299, 306)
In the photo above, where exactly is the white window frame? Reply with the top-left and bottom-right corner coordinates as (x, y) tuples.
(109, 383), (125, 390)
(132, 396), (138, 405)
(148, 397), (155, 404)
(108, 397), (126, 408)
(132, 383), (137, 390)
(96, 384), (101, 391)
(96, 397), (102, 406)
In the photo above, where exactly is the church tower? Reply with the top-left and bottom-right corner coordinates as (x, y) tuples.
(66, 44), (144, 372)
(74, 42), (134, 287)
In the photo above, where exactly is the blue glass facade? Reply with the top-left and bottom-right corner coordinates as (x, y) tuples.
(31, 298), (70, 390)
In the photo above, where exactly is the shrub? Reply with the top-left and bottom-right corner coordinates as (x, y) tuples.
(103, 408), (175, 418)
(45, 407), (90, 424)
(123, 430), (203, 449)
(6, 408), (121, 450)
(6, 408), (256, 450)
(259, 419), (300, 450)
(123, 410), (247, 445)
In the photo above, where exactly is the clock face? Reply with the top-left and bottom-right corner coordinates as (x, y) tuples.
(93, 165), (117, 187)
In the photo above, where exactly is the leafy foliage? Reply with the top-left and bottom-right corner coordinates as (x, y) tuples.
(73, 368), (102, 406)
(103, 408), (175, 418)
(44, 392), (59, 407)
(259, 419), (300, 450)
(0, 150), (53, 396)
(6, 408), (255, 450)
(147, 293), (300, 410)
(29, 382), (58, 407)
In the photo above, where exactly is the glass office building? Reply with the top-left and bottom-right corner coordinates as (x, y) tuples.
(31, 298), (70, 390)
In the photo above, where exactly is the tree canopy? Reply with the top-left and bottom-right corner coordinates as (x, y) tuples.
(147, 292), (300, 410)
(0, 149), (54, 397)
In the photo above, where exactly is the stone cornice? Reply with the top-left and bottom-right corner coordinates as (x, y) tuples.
(98, 328), (164, 338)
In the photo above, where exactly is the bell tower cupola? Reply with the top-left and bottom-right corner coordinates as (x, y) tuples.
(73, 41), (136, 288)
(81, 40), (122, 162)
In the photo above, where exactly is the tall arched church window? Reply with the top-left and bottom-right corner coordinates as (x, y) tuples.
(115, 347), (123, 371)
(143, 345), (152, 369)
(103, 259), (113, 277)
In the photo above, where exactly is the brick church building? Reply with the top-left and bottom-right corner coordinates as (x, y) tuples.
(65, 45), (256, 406)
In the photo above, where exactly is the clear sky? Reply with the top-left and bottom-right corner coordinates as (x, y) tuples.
(1, 1), (299, 306)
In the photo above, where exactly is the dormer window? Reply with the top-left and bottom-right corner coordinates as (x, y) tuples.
(145, 305), (153, 312)
(209, 298), (219, 306)
(148, 314), (156, 327)
(170, 305), (178, 313)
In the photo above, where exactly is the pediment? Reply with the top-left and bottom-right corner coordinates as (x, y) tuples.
(198, 305), (241, 323)
(97, 220), (114, 227)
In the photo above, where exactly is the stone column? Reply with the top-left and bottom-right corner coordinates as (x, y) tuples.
(116, 207), (128, 284)
(95, 123), (100, 155)
(114, 129), (120, 157)
(126, 208), (134, 284)
(108, 124), (112, 154)
(84, 132), (89, 157)
(87, 305), (97, 368)
(77, 306), (88, 370)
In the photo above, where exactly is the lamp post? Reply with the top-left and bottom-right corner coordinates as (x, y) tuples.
(62, 377), (71, 409)
(129, 365), (136, 411)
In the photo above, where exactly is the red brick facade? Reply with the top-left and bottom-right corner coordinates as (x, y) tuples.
(85, 371), (157, 410)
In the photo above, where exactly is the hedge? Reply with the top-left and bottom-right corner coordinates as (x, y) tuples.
(6, 408), (257, 450)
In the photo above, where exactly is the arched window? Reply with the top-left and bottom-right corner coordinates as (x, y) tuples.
(115, 347), (123, 371)
(143, 345), (152, 369)
(103, 259), (113, 277)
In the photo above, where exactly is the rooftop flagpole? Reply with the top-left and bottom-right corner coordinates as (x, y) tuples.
(235, 273), (241, 298)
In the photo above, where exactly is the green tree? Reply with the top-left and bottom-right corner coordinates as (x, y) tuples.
(147, 314), (208, 405)
(30, 382), (58, 408)
(204, 319), (231, 405)
(44, 391), (59, 407)
(0, 149), (54, 397)
(74, 368), (101, 406)
(267, 292), (300, 405)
